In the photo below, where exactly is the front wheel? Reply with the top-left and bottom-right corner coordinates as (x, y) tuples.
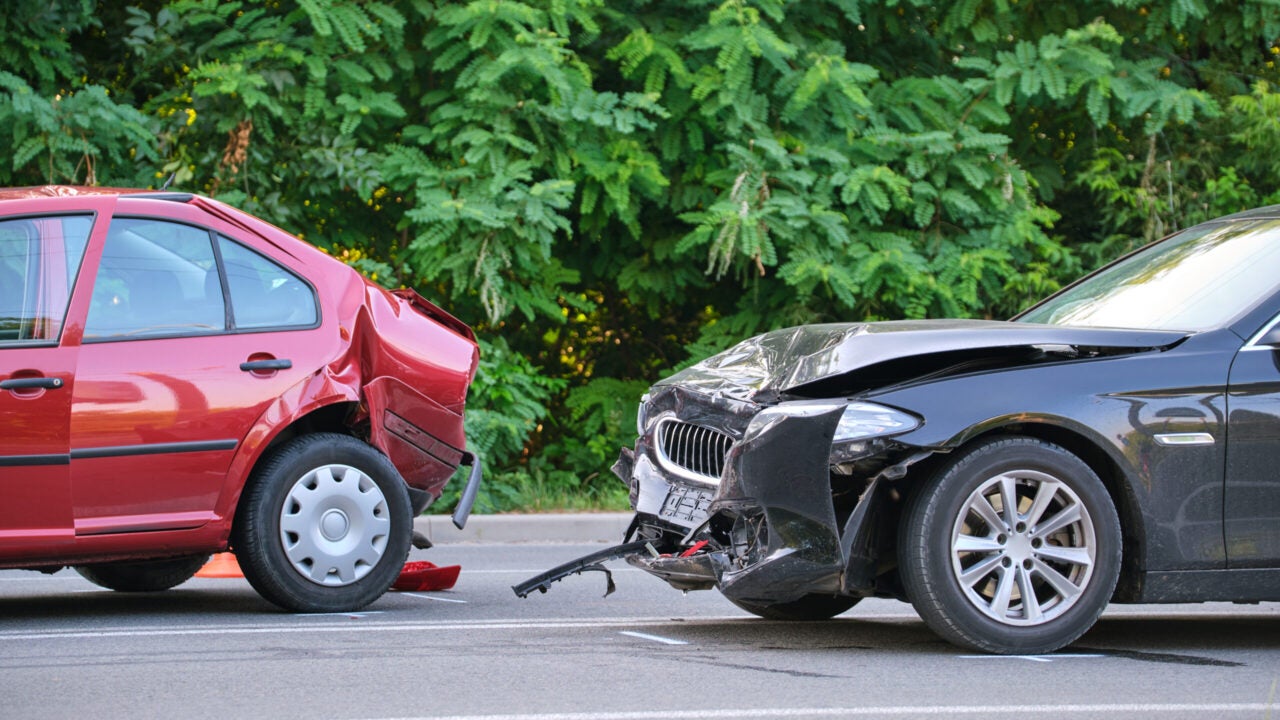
(232, 433), (412, 612)
(899, 437), (1121, 654)
(75, 554), (210, 592)
(729, 594), (860, 621)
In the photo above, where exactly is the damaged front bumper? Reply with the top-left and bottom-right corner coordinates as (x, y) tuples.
(513, 385), (929, 605)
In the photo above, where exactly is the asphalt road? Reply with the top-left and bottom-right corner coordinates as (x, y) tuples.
(2, 542), (1279, 720)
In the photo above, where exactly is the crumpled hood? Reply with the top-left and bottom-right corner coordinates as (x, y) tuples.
(657, 319), (1188, 403)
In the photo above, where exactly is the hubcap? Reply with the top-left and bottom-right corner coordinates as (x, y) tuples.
(950, 470), (1096, 626)
(279, 464), (390, 587)
(320, 509), (350, 541)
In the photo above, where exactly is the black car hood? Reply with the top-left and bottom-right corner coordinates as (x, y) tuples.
(656, 319), (1189, 403)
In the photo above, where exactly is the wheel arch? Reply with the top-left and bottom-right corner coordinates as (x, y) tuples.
(215, 400), (364, 546)
(905, 420), (1148, 602)
(257, 401), (363, 457)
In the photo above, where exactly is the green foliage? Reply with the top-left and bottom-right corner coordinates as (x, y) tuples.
(459, 337), (566, 471)
(5, 0), (1280, 510)
(545, 377), (650, 475)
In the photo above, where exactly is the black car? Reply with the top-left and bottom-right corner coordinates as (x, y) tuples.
(516, 206), (1280, 654)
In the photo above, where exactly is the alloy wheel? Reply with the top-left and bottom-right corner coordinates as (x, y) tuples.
(949, 469), (1096, 626)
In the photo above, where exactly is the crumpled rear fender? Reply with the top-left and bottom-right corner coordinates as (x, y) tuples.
(364, 376), (466, 497)
(216, 276), (478, 528)
(349, 283), (476, 497)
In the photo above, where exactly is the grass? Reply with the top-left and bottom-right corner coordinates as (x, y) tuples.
(433, 469), (632, 515)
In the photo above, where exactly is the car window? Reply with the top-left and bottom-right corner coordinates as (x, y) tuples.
(84, 218), (226, 340)
(218, 236), (317, 330)
(0, 215), (91, 345)
(1018, 218), (1280, 331)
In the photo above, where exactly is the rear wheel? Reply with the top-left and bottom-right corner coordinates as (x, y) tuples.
(74, 555), (210, 592)
(899, 437), (1121, 654)
(729, 594), (860, 621)
(233, 433), (412, 612)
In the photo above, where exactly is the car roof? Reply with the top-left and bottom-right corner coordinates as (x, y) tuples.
(1205, 204), (1280, 223)
(0, 185), (183, 202)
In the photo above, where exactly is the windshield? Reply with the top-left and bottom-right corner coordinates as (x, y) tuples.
(1018, 218), (1280, 331)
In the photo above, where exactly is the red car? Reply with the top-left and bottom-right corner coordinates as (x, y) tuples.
(0, 186), (481, 612)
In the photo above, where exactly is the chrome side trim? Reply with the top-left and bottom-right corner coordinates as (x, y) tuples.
(1154, 433), (1215, 447)
(1243, 312), (1280, 351)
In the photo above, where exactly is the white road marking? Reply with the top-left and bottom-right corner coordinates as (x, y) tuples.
(618, 630), (687, 645)
(958, 653), (1106, 663)
(358, 704), (1276, 720)
(0, 616), (745, 642)
(403, 593), (467, 604)
(293, 611), (385, 618)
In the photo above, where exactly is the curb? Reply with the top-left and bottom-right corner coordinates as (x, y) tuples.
(414, 513), (632, 545)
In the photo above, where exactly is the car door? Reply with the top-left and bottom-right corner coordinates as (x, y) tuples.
(70, 213), (322, 537)
(0, 214), (92, 557)
(1224, 315), (1280, 567)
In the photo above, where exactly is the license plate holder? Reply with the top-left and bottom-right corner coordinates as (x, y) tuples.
(660, 484), (714, 524)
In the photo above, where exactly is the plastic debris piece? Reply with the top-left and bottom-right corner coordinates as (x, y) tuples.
(392, 561), (461, 592)
(512, 540), (652, 598)
(679, 540), (710, 558)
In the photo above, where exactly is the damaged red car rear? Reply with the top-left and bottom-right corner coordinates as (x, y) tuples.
(0, 186), (480, 612)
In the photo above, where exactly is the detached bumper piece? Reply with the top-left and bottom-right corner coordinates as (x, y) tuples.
(512, 540), (653, 598)
(450, 452), (483, 530)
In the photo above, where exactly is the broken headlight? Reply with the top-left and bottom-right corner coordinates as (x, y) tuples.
(636, 393), (651, 435)
(833, 401), (919, 442)
(829, 401), (920, 464)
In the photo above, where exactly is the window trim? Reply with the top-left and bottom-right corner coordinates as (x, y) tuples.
(80, 215), (322, 345)
(0, 211), (96, 349)
(214, 232), (322, 335)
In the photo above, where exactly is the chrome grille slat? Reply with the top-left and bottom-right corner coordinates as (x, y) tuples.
(693, 425), (704, 475)
(655, 419), (733, 483)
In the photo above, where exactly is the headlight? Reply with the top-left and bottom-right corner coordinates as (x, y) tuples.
(636, 393), (651, 435)
(832, 401), (920, 442)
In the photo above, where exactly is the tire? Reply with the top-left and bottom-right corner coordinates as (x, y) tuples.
(899, 436), (1121, 655)
(75, 554), (210, 592)
(729, 594), (860, 621)
(232, 433), (412, 613)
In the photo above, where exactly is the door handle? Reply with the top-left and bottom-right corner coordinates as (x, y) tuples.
(1, 377), (64, 390)
(239, 359), (292, 372)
